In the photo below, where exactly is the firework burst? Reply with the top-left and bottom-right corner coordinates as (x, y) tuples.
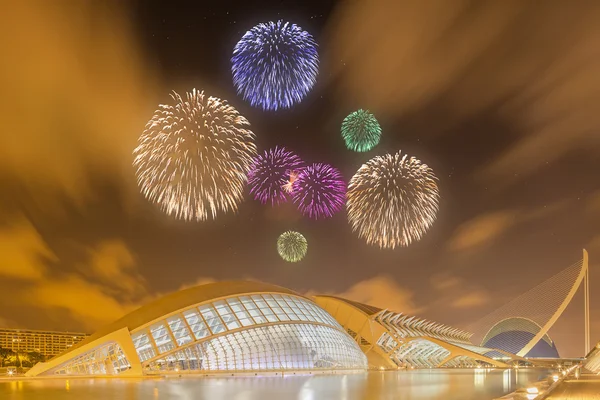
(346, 151), (439, 249)
(341, 109), (382, 152)
(133, 89), (257, 221)
(277, 231), (308, 262)
(292, 163), (346, 219)
(282, 170), (300, 194)
(232, 20), (319, 111)
(248, 147), (304, 205)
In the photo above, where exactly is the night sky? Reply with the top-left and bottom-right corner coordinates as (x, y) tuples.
(1, 0), (599, 357)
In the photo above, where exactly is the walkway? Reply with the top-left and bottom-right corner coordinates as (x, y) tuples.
(545, 373), (600, 399)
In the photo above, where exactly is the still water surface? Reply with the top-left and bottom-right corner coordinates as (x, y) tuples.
(0, 369), (551, 400)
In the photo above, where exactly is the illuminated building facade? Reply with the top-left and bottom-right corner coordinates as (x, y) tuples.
(0, 329), (88, 357)
(585, 342), (600, 374)
(314, 296), (521, 369)
(26, 282), (367, 376)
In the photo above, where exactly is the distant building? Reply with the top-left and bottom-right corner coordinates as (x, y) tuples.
(480, 317), (560, 358)
(0, 329), (89, 357)
(468, 250), (589, 358)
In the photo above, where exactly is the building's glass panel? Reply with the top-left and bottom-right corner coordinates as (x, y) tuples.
(227, 298), (255, 327)
(183, 309), (210, 340)
(132, 331), (156, 362)
(290, 297), (318, 322)
(167, 316), (193, 347)
(50, 342), (130, 376)
(274, 295), (301, 321)
(252, 295), (279, 323)
(199, 304), (226, 335)
(285, 297), (309, 321)
(143, 323), (366, 373)
(244, 296), (269, 324)
(150, 323), (175, 354)
(214, 300), (241, 330)
(262, 295), (290, 322)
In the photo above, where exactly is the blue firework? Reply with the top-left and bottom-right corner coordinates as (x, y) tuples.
(232, 20), (319, 111)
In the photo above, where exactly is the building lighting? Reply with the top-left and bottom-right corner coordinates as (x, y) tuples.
(25, 282), (368, 377)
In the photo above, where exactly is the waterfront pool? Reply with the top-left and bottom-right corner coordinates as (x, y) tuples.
(0, 369), (552, 399)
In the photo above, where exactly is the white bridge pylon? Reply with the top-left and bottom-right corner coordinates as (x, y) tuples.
(468, 249), (590, 357)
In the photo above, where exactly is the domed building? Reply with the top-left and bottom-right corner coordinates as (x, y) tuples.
(481, 317), (559, 358)
(26, 281), (367, 376)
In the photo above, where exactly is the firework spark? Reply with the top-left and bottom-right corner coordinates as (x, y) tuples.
(346, 151), (439, 248)
(282, 170), (300, 194)
(341, 109), (382, 152)
(232, 20), (319, 111)
(248, 147), (304, 205)
(292, 163), (346, 219)
(133, 89), (257, 221)
(277, 231), (308, 262)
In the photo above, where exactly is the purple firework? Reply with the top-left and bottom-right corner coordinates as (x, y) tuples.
(248, 146), (305, 205)
(292, 163), (346, 219)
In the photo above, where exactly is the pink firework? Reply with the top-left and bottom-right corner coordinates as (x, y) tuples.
(248, 147), (305, 205)
(292, 163), (346, 219)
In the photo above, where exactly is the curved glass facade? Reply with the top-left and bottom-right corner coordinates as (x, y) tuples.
(145, 324), (364, 373)
(131, 293), (366, 373)
(52, 342), (130, 375)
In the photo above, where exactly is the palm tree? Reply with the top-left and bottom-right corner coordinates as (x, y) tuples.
(0, 348), (14, 368)
(26, 352), (45, 366)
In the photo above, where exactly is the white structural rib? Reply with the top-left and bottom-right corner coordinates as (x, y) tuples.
(467, 250), (588, 357)
(517, 249), (588, 357)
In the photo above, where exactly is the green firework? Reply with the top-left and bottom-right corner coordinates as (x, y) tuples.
(277, 231), (307, 262)
(341, 109), (382, 152)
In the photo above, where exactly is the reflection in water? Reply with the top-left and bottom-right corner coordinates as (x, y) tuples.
(503, 369), (511, 393)
(0, 369), (551, 400)
(474, 368), (485, 388)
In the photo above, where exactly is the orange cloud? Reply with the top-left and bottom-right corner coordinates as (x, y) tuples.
(0, 218), (54, 280)
(447, 211), (516, 252)
(81, 240), (146, 298)
(430, 273), (491, 312)
(322, 276), (422, 314)
(0, 215), (148, 331)
(23, 276), (140, 331)
(450, 291), (490, 309)
(430, 275), (462, 291)
(0, 1), (157, 204)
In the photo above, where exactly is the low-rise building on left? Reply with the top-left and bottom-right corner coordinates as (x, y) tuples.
(0, 329), (89, 358)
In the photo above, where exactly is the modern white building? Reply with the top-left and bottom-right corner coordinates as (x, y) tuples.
(585, 342), (600, 374)
(26, 281), (367, 376)
(314, 296), (523, 369)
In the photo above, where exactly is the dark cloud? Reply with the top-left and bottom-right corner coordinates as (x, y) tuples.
(325, 0), (600, 185)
